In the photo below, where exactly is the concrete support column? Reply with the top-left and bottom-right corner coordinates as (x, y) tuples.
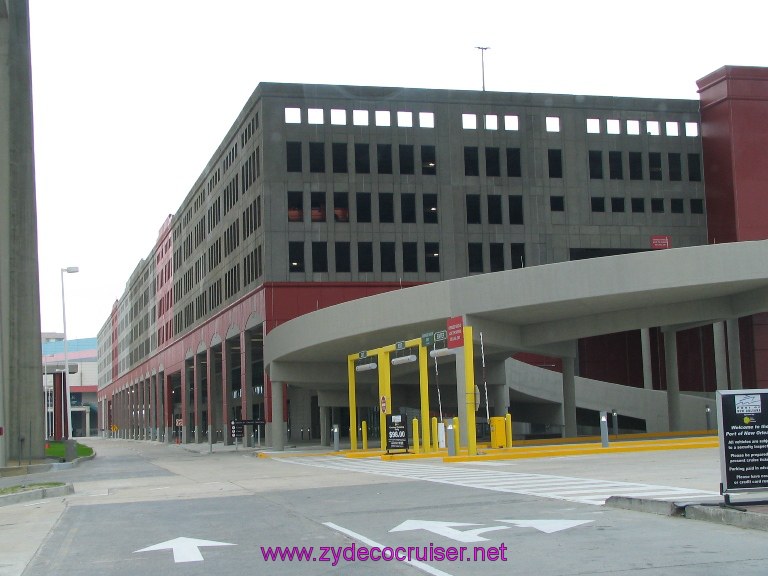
(181, 362), (189, 443)
(713, 321), (729, 390)
(142, 379), (149, 439)
(726, 319), (743, 390)
(562, 357), (577, 438)
(641, 328), (654, 390)
(207, 347), (214, 445)
(491, 384), (509, 416)
(222, 340), (232, 446)
(193, 354), (202, 443)
(664, 331), (681, 431)
(148, 374), (156, 440)
(320, 406), (330, 446)
(163, 373), (172, 443)
(241, 330), (254, 447)
(154, 374), (162, 441)
(271, 380), (285, 451)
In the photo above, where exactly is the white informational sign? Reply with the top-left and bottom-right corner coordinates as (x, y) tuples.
(717, 389), (768, 494)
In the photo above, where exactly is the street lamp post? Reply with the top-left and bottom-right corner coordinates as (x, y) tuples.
(475, 46), (490, 91)
(61, 266), (79, 438)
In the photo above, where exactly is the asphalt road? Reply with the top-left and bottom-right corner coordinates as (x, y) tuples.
(2, 439), (766, 576)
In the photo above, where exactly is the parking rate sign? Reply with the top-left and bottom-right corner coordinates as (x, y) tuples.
(718, 390), (768, 493)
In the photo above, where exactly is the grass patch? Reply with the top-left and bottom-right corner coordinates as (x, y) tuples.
(0, 482), (64, 496)
(44, 441), (93, 459)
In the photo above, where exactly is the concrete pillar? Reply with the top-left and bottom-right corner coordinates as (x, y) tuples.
(163, 372), (172, 443)
(181, 362), (190, 443)
(664, 331), (681, 431)
(641, 328), (654, 390)
(320, 406), (330, 446)
(713, 321), (729, 390)
(562, 357), (577, 437)
(271, 380), (285, 451)
(726, 319), (743, 390)
(148, 374), (156, 440)
(241, 330), (254, 447)
(193, 354), (202, 443)
(491, 384), (509, 416)
(222, 339), (232, 446)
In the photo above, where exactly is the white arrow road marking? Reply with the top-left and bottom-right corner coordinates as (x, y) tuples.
(134, 537), (235, 563)
(497, 519), (593, 534)
(389, 519), (510, 543)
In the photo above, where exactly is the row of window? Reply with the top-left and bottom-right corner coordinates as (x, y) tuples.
(288, 192), (439, 225)
(286, 142), (437, 175)
(549, 196), (704, 215)
(587, 151), (701, 182)
(284, 106), (697, 138)
(288, 241), (526, 275)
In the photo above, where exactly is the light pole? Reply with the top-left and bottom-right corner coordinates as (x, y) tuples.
(61, 266), (79, 438)
(475, 46), (490, 91)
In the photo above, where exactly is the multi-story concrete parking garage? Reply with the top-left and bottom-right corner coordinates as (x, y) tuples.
(97, 66), (768, 449)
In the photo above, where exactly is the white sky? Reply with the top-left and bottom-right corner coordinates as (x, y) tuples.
(28, 0), (763, 340)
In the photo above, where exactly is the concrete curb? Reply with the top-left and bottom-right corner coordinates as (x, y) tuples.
(0, 452), (95, 478)
(685, 504), (768, 532)
(605, 496), (684, 516)
(0, 484), (74, 507)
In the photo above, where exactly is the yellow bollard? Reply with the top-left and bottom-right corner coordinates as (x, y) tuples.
(453, 416), (461, 452)
(412, 418), (420, 454)
(362, 421), (368, 451)
(505, 413), (512, 448)
(431, 417), (438, 452)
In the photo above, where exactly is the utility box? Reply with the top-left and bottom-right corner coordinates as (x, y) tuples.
(489, 417), (506, 448)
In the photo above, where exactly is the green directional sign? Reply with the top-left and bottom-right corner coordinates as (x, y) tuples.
(359, 351), (367, 359)
(422, 332), (434, 347)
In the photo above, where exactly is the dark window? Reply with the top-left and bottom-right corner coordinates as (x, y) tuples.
(589, 150), (603, 179)
(289, 241), (304, 272)
(688, 153), (702, 182)
(421, 145), (436, 175)
(464, 146), (479, 176)
(651, 198), (664, 213)
(485, 147), (501, 177)
(690, 198), (704, 214)
(629, 152), (643, 180)
(354, 143), (370, 174)
(631, 197), (645, 213)
(379, 193), (394, 223)
(423, 194), (438, 224)
(425, 242), (440, 273)
(401, 194), (416, 223)
(550, 196), (565, 212)
(286, 142), (302, 172)
(399, 144), (415, 175)
(358, 242), (373, 273)
(380, 242), (396, 273)
(490, 243), (504, 272)
(611, 197), (625, 212)
(287, 191), (303, 222)
(310, 192), (326, 222)
(509, 195), (523, 224)
(609, 151), (623, 179)
(506, 147), (522, 177)
(591, 197), (605, 212)
(466, 195), (481, 224)
(548, 149), (563, 178)
(356, 193), (371, 223)
(670, 198), (684, 213)
(468, 243), (484, 273)
(332, 143), (348, 173)
(668, 153), (682, 181)
(487, 195), (502, 224)
(312, 242), (327, 272)
(649, 152), (662, 181)
(377, 144), (392, 174)
(335, 242), (350, 273)
(309, 142), (325, 173)
(510, 243), (525, 269)
(333, 192), (349, 222)
(403, 242), (418, 273)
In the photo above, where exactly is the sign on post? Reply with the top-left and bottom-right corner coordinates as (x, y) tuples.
(386, 414), (409, 453)
(717, 390), (768, 494)
(447, 316), (464, 349)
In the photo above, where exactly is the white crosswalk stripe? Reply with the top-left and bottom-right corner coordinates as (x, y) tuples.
(274, 456), (719, 505)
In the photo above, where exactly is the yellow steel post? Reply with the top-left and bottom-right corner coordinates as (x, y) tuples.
(378, 350), (391, 451)
(431, 416), (438, 451)
(412, 418), (420, 454)
(348, 356), (358, 451)
(362, 420), (368, 451)
(505, 413), (513, 447)
(453, 416), (461, 452)
(418, 343), (431, 452)
(464, 326), (477, 456)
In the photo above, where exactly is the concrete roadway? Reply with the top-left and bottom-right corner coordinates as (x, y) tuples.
(1, 438), (767, 576)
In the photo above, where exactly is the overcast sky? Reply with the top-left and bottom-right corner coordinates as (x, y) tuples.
(28, 0), (763, 340)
